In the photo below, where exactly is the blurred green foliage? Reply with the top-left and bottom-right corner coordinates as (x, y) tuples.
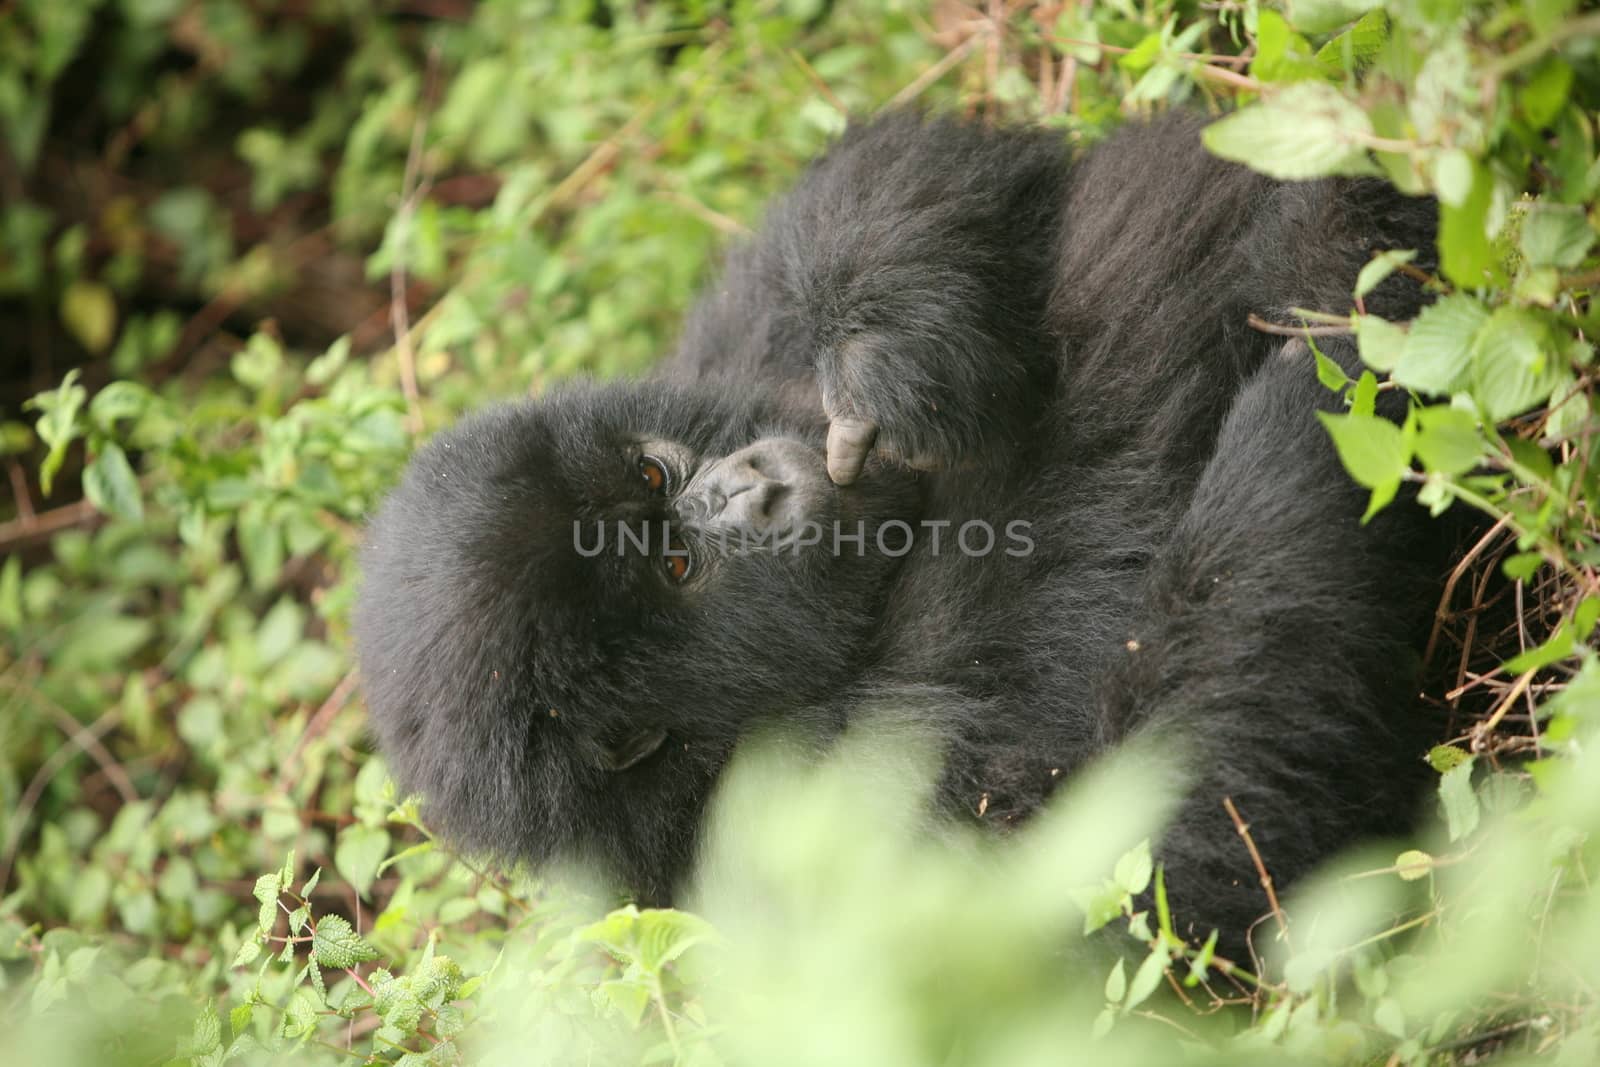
(2, 0), (1598, 1064)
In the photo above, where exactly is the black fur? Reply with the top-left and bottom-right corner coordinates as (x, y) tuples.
(355, 112), (1446, 949)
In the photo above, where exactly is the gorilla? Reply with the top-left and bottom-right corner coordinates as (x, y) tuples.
(354, 111), (1447, 950)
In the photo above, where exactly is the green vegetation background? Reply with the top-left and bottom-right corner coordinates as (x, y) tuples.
(1, 1), (1598, 1064)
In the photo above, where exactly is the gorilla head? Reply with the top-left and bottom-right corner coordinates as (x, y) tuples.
(354, 379), (919, 901)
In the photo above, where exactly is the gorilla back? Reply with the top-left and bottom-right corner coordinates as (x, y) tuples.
(354, 112), (1446, 947)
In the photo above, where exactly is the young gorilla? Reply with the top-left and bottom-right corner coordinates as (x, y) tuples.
(355, 112), (1445, 951)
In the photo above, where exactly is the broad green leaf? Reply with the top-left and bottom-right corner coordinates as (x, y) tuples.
(1356, 314), (1407, 372)
(1412, 405), (1482, 475)
(1314, 8), (1387, 71)
(335, 825), (391, 900)
(1202, 83), (1375, 180)
(635, 909), (718, 973)
(1393, 294), (1488, 395)
(1438, 162), (1503, 287)
(310, 914), (380, 969)
(1470, 307), (1564, 420)
(1317, 412), (1407, 488)
(1519, 203), (1594, 268)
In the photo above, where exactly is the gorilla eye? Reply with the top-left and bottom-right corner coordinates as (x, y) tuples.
(664, 539), (692, 583)
(638, 455), (671, 494)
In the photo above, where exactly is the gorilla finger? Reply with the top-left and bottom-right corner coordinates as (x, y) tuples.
(826, 417), (878, 485)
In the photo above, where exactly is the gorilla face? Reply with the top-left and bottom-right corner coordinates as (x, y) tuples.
(355, 379), (919, 900)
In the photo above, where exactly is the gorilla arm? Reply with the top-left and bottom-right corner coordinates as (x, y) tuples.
(1093, 347), (1441, 950)
(669, 113), (1072, 484)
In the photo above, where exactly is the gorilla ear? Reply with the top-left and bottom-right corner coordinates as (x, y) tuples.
(598, 727), (668, 771)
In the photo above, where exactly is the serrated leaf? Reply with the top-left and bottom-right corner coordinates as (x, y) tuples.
(1356, 314), (1407, 373)
(1201, 83), (1375, 180)
(1519, 203), (1594, 268)
(191, 1002), (222, 1055)
(1393, 294), (1488, 395)
(1470, 307), (1563, 421)
(1313, 8), (1387, 69)
(635, 909), (717, 974)
(310, 914), (379, 969)
(231, 938), (262, 968)
(1428, 744), (1470, 773)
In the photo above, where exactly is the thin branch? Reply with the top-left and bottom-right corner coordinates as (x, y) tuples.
(1223, 796), (1289, 946)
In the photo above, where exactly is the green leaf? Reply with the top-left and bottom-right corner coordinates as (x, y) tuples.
(83, 442), (144, 522)
(1439, 760), (1480, 842)
(60, 280), (117, 353)
(1201, 83), (1375, 180)
(1124, 948), (1168, 1012)
(1393, 294), (1488, 395)
(27, 368), (87, 496)
(1355, 314), (1407, 373)
(1428, 744), (1470, 773)
(1374, 998), (1407, 1039)
(1104, 958), (1127, 1003)
(1112, 840), (1153, 896)
(310, 913), (380, 969)
(1519, 203), (1594, 268)
(1317, 412), (1408, 488)
(1412, 405), (1482, 475)
(335, 825), (391, 900)
(1314, 346), (1353, 391)
(1438, 162), (1503, 287)
(1519, 59), (1572, 128)
(1394, 849), (1434, 881)
(1354, 249), (1417, 300)
(230, 938), (262, 968)
(1501, 622), (1576, 675)
(253, 873), (282, 936)
(1470, 307), (1564, 420)
(1430, 149), (1474, 208)
(191, 1002), (222, 1055)
(1314, 8), (1387, 71)
(635, 909), (717, 974)
(595, 978), (652, 1027)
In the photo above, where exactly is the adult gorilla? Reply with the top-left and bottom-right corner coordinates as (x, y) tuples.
(354, 112), (1445, 948)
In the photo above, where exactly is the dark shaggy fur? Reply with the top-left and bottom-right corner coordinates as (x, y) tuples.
(355, 112), (1446, 951)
